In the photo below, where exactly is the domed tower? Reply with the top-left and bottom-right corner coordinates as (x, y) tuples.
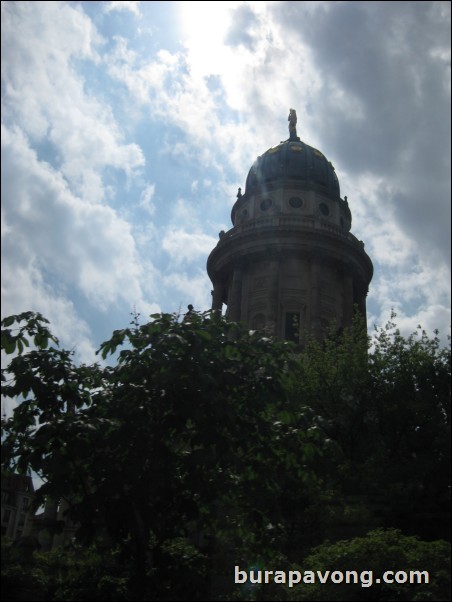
(207, 110), (373, 342)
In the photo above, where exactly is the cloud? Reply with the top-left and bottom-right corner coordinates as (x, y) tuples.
(270, 1), (451, 264)
(1, 125), (150, 308)
(224, 4), (260, 50)
(139, 183), (156, 215)
(2, 0), (450, 355)
(163, 270), (213, 312)
(97, 0), (452, 338)
(1, 1), (145, 203)
(1, 261), (96, 364)
(162, 229), (218, 266)
(1, 1), (165, 353)
(103, 1), (141, 17)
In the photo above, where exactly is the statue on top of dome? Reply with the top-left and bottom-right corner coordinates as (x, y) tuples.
(288, 108), (297, 138)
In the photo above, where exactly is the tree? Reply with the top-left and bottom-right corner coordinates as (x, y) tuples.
(1, 311), (324, 599)
(365, 320), (451, 539)
(2, 310), (450, 600)
(289, 529), (451, 601)
(1, 537), (130, 602)
(289, 314), (451, 542)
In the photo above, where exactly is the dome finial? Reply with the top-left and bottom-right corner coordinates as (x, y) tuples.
(288, 108), (297, 139)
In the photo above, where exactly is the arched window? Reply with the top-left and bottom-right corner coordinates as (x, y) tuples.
(319, 202), (330, 216)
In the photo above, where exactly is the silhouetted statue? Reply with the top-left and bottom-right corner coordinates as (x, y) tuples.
(288, 108), (297, 136)
(184, 304), (194, 321)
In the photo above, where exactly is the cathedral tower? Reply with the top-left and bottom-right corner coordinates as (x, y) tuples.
(207, 110), (373, 342)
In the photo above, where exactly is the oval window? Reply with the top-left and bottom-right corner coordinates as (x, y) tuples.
(289, 197), (303, 209)
(260, 199), (273, 211)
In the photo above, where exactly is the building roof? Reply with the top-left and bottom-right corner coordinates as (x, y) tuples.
(244, 137), (340, 198)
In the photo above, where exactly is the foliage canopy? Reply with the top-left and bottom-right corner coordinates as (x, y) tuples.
(1, 310), (450, 600)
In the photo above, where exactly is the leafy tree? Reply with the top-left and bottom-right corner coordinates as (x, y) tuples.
(1, 537), (131, 601)
(289, 529), (451, 601)
(1, 311), (324, 599)
(365, 319), (451, 539)
(2, 310), (450, 600)
(289, 314), (451, 543)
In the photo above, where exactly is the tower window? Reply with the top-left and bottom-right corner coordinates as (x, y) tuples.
(3, 509), (11, 524)
(260, 198), (273, 211)
(285, 312), (300, 343)
(319, 202), (330, 216)
(289, 196), (303, 208)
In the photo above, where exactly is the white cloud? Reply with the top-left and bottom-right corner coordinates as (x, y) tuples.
(3, 126), (140, 301)
(104, 0), (450, 337)
(163, 270), (213, 312)
(2, 1), (450, 355)
(1, 1), (145, 204)
(1, 2), (164, 357)
(162, 229), (218, 266)
(104, 1), (325, 179)
(139, 183), (156, 215)
(394, 307), (451, 341)
(1, 262), (96, 364)
(103, 1), (141, 17)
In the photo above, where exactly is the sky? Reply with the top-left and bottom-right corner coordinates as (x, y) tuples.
(1, 0), (451, 372)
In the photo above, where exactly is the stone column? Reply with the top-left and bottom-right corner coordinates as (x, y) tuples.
(356, 285), (368, 329)
(343, 271), (354, 327)
(211, 282), (224, 311)
(227, 267), (243, 321)
(267, 259), (280, 336)
(310, 260), (322, 339)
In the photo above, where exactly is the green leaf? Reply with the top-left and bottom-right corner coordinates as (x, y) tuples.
(2, 332), (16, 354)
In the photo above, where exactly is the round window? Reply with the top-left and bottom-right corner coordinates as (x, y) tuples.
(260, 199), (273, 211)
(319, 203), (330, 216)
(289, 196), (303, 209)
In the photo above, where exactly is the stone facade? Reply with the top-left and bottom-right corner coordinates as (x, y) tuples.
(1, 472), (35, 540)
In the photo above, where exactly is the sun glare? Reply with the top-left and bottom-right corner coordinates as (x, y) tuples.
(177, 1), (240, 78)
